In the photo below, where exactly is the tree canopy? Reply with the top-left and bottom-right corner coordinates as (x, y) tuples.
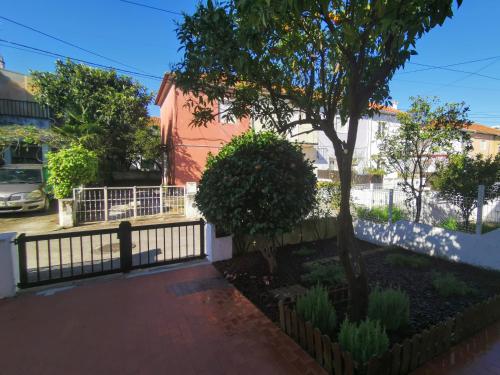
(31, 60), (154, 179)
(432, 153), (500, 227)
(377, 96), (471, 222)
(195, 131), (317, 272)
(175, 0), (462, 320)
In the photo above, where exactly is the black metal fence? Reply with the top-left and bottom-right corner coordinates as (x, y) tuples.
(16, 219), (205, 288)
(0, 99), (50, 119)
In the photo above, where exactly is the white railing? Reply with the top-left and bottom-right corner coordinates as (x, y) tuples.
(351, 184), (500, 235)
(73, 186), (185, 223)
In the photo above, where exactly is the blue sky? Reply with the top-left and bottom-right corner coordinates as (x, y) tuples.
(1, 0), (499, 125)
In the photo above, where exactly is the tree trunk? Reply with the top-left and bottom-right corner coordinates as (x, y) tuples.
(414, 193), (422, 223)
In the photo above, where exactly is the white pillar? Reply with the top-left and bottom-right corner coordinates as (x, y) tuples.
(0, 232), (18, 298)
(476, 184), (485, 235)
(205, 223), (233, 262)
(184, 182), (200, 218)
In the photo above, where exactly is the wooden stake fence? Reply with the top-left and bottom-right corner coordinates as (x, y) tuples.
(279, 294), (500, 375)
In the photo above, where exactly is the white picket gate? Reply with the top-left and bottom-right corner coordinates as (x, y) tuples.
(73, 186), (185, 223)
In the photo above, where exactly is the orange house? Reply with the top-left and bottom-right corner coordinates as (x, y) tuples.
(155, 74), (250, 185)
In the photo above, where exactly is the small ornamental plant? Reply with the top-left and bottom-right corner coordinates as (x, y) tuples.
(296, 284), (337, 336)
(368, 286), (410, 331)
(338, 318), (389, 364)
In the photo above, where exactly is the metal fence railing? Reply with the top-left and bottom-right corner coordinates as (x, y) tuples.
(351, 184), (500, 235)
(16, 219), (205, 288)
(73, 186), (185, 224)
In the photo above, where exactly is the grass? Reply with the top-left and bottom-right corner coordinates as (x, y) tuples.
(438, 218), (500, 234)
(301, 262), (346, 287)
(356, 206), (407, 223)
(432, 272), (475, 297)
(385, 253), (431, 268)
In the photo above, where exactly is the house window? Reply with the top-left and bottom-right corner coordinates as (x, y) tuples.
(480, 140), (488, 151)
(218, 99), (235, 124)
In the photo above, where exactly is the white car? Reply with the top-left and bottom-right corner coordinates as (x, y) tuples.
(0, 164), (49, 213)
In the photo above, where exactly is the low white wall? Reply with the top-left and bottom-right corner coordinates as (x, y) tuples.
(355, 219), (500, 271)
(205, 223), (233, 262)
(0, 232), (18, 298)
(58, 199), (75, 228)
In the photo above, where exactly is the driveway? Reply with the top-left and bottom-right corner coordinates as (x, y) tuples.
(0, 263), (326, 375)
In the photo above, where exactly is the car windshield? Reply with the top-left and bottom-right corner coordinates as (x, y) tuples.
(0, 169), (42, 184)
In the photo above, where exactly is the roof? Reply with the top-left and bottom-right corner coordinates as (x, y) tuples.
(154, 73), (174, 106)
(148, 116), (160, 127)
(467, 123), (500, 137)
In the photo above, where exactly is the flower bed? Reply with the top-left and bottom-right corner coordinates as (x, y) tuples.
(279, 294), (500, 374)
(214, 239), (500, 373)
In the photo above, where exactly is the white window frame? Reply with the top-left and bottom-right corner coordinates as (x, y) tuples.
(218, 99), (235, 124)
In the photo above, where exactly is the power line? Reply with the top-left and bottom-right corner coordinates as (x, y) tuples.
(406, 61), (500, 81)
(0, 39), (163, 81)
(118, 0), (183, 15)
(403, 55), (500, 74)
(0, 15), (150, 74)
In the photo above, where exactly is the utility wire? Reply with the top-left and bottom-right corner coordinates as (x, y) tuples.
(0, 15), (151, 74)
(403, 55), (500, 74)
(118, 0), (183, 15)
(406, 61), (500, 81)
(0, 39), (163, 81)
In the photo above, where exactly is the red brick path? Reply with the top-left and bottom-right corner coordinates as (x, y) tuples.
(0, 264), (326, 375)
(411, 320), (500, 375)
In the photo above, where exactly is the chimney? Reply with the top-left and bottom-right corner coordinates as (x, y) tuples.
(391, 100), (398, 110)
(0, 55), (4, 69)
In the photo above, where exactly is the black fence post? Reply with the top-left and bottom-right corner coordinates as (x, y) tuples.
(16, 234), (28, 287)
(199, 218), (205, 257)
(118, 221), (133, 272)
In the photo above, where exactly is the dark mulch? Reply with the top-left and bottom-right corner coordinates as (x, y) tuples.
(214, 239), (500, 344)
(214, 238), (378, 321)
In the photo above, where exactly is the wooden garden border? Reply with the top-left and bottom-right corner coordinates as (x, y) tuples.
(279, 294), (500, 375)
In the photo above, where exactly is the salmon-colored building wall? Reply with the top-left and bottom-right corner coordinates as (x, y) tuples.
(157, 78), (250, 185)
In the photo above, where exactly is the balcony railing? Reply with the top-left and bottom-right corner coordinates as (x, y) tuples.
(0, 99), (50, 119)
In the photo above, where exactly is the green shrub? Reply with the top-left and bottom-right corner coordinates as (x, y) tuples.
(301, 262), (346, 286)
(439, 217), (459, 231)
(385, 253), (430, 268)
(432, 273), (474, 297)
(368, 287), (410, 331)
(47, 144), (98, 199)
(356, 206), (407, 222)
(293, 246), (316, 257)
(296, 284), (337, 335)
(338, 319), (389, 364)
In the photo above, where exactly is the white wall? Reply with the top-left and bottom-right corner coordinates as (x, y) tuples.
(0, 232), (18, 298)
(355, 219), (500, 270)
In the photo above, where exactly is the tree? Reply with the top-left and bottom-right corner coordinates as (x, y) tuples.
(47, 144), (99, 199)
(431, 153), (500, 228)
(174, 0), (462, 320)
(31, 60), (153, 180)
(130, 122), (162, 173)
(195, 131), (317, 273)
(377, 97), (470, 222)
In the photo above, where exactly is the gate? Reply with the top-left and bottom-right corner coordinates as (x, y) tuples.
(73, 186), (185, 223)
(16, 219), (205, 288)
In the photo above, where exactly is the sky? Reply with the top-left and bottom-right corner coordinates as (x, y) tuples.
(1, 0), (499, 126)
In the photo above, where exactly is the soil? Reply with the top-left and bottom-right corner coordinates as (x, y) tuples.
(213, 239), (500, 344)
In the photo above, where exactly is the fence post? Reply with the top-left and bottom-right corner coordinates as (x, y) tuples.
(133, 186), (138, 218)
(103, 187), (108, 222)
(159, 185), (164, 214)
(118, 221), (133, 272)
(476, 184), (485, 235)
(16, 234), (28, 287)
(369, 183), (374, 209)
(388, 189), (394, 224)
(199, 218), (205, 257)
